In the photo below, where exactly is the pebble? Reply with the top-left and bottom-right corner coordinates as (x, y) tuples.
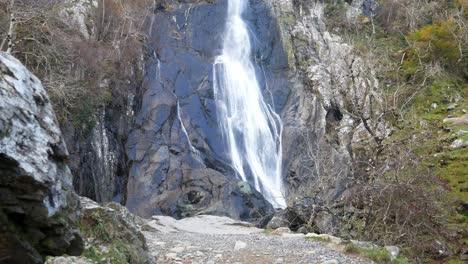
(321, 260), (339, 264)
(234, 241), (247, 250)
(447, 103), (458, 111)
(145, 216), (370, 263)
(170, 246), (185, 253)
(165, 253), (178, 259)
(385, 246), (400, 260)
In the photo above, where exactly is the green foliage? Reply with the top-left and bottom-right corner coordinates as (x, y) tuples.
(344, 244), (391, 262)
(403, 18), (467, 77)
(80, 208), (143, 264)
(327, 1), (467, 261)
(305, 236), (332, 243)
(71, 99), (97, 136)
(262, 228), (274, 235)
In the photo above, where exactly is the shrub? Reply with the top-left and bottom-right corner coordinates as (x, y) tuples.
(0, 0), (152, 130)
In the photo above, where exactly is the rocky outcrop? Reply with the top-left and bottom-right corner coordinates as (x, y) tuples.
(78, 197), (154, 263)
(258, 0), (388, 234)
(271, 0), (387, 202)
(0, 52), (83, 263)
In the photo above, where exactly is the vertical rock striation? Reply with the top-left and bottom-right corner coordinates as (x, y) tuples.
(0, 52), (83, 263)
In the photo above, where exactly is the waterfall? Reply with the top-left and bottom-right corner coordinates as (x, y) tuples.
(213, 0), (286, 208)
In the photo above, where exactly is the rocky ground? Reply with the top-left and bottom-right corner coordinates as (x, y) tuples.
(142, 215), (371, 264)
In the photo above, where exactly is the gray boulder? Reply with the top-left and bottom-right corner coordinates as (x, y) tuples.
(0, 52), (83, 263)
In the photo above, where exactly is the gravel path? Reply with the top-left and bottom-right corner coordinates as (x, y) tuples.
(142, 216), (370, 264)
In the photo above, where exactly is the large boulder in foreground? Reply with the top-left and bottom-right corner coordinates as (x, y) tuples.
(0, 52), (83, 263)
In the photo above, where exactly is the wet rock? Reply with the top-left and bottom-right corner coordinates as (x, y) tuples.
(126, 0), (291, 219)
(0, 52), (83, 263)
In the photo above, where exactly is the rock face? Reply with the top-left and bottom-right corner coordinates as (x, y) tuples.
(62, 99), (135, 204)
(125, 0), (284, 219)
(126, 0), (382, 225)
(0, 52), (83, 263)
(57, 0), (140, 204)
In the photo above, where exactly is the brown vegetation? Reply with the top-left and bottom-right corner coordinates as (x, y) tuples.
(0, 0), (153, 128)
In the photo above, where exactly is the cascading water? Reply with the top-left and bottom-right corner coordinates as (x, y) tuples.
(213, 0), (286, 208)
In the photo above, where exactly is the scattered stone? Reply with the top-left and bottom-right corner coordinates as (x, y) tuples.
(271, 227), (293, 235)
(274, 257), (284, 264)
(460, 247), (468, 261)
(443, 114), (468, 125)
(297, 226), (309, 234)
(430, 103), (438, 109)
(454, 130), (468, 136)
(165, 253), (178, 259)
(170, 246), (185, 253)
(350, 240), (377, 249)
(98, 245), (109, 254)
(447, 104), (458, 111)
(45, 256), (94, 264)
(266, 216), (290, 229)
(306, 233), (342, 244)
(385, 246), (400, 260)
(321, 260), (339, 264)
(234, 241), (247, 250)
(450, 139), (468, 150)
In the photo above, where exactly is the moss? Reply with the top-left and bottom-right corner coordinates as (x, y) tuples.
(305, 236), (332, 243)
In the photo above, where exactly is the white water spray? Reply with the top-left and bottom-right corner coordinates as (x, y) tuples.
(213, 0), (286, 208)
